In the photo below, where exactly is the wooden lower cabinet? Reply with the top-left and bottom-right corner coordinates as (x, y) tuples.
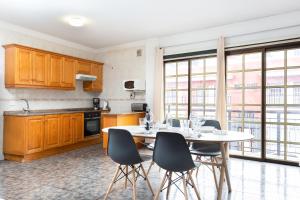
(101, 112), (145, 151)
(3, 112), (94, 162)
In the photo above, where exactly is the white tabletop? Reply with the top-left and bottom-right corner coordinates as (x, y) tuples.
(102, 126), (254, 143)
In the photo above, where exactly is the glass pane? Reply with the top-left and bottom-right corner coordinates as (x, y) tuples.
(287, 125), (300, 143)
(165, 91), (176, 104)
(227, 106), (243, 122)
(177, 76), (188, 89)
(205, 74), (216, 88)
(177, 61), (188, 75)
(205, 106), (216, 119)
(245, 89), (261, 104)
(244, 106), (261, 122)
(266, 142), (284, 160)
(266, 124), (284, 142)
(228, 122), (243, 131)
(190, 106), (204, 117)
(266, 70), (284, 86)
(266, 106), (284, 123)
(287, 107), (300, 123)
(286, 144), (300, 162)
(165, 105), (176, 118)
(244, 123), (261, 140)
(191, 59), (204, 74)
(165, 62), (176, 76)
(245, 71), (261, 88)
(227, 72), (242, 88)
(205, 89), (216, 104)
(165, 77), (176, 89)
(245, 52), (262, 69)
(287, 68), (300, 85)
(227, 89), (243, 105)
(191, 75), (203, 89)
(287, 48), (300, 67)
(266, 88), (284, 104)
(191, 90), (204, 104)
(266, 51), (284, 68)
(205, 57), (217, 73)
(177, 90), (188, 104)
(227, 55), (242, 71)
(178, 105), (188, 118)
(287, 87), (300, 104)
(244, 140), (261, 158)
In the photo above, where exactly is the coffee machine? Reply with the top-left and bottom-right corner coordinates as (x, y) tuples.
(93, 98), (100, 110)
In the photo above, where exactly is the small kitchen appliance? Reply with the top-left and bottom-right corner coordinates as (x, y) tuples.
(93, 98), (100, 110)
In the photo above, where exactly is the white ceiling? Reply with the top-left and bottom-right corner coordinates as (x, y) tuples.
(0, 0), (299, 49)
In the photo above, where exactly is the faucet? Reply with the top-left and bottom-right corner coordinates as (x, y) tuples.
(20, 99), (30, 112)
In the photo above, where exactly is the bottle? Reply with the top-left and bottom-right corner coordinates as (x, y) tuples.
(144, 106), (151, 131)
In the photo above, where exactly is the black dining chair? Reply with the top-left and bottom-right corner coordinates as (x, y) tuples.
(190, 120), (222, 190)
(153, 132), (201, 200)
(104, 129), (154, 200)
(145, 118), (181, 175)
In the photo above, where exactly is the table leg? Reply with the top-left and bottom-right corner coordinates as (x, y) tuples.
(223, 142), (232, 192)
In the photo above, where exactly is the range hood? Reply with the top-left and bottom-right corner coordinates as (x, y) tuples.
(76, 74), (97, 81)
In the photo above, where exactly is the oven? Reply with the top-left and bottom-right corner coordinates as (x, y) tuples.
(84, 111), (101, 137)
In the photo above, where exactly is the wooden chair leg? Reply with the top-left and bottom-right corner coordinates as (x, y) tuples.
(125, 165), (128, 189)
(154, 171), (168, 200)
(188, 171), (201, 200)
(132, 165), (136, 200)
(182, 173), (188, 200)
(147, 160), (154, 176)
(140, 164), (154, 196)
(166, 172), (173, 199)
(211, 157), (219, 191)
(104, 165), (121, 200)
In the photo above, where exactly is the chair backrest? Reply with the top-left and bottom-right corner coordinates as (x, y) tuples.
(162, 118), (181, 127)
(191, 119), (221, 150)
(153, 132), (195, 172)
(108, 129), (142, 165)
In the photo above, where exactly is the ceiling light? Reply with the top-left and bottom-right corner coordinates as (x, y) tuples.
(67, 16), (86, 27)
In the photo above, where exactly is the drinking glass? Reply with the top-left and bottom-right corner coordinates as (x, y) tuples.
(139, 118), (145, 127)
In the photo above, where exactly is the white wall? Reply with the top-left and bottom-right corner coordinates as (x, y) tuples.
(0, 24), (100, 159)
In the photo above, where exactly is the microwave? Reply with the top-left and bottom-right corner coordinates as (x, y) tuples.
(123, 79), (145, 91)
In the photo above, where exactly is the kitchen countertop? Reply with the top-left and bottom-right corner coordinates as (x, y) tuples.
(4, 108), (110, 116)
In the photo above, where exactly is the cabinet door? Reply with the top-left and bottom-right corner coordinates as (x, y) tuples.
(61, 58), (75, 88)
(77, 61), (91, 74)
(26, 116), (44, 154)
(15, 48), (32, 85)
(32, 51), (47, 86)
(48, 55), (62, 87)
(44, 115), (61, 150)
(72, 113), (84, 143)
(92, 64), (103, 91)
(60, 114), (73, 146)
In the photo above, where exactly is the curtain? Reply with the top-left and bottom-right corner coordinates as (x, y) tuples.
(153, 48), (164, 122)
(216, 37), (228, 130)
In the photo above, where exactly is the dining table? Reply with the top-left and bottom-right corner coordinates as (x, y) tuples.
(102, 125), (254, 200)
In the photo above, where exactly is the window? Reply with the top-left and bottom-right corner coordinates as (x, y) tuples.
(226, 52), (262, 158)
(164, 56), (217, 120)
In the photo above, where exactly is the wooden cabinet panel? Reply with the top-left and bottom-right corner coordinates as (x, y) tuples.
(61, 58), (75, 88)
(26, 116), (44, 154)
(47, 55), (62, 87)
(60, 114), (73, 146)
(77, 61), (91, 74)
(32, 51), (47, 86)
(72, 113), (84, 143)
(16, 48), (32, 85)
(83, 64), (103, 92)
(44, 115), (61, 150)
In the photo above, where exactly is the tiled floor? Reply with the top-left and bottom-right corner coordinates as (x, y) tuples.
(0, 145), (299, 200)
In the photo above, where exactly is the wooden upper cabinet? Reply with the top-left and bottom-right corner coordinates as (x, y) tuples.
(83, 64), (103, 92)
(44, 115), (61, 150)
(61, 58), (75, 88)
(60, 114), (73, 146)
(15, 48), (33, 85)
(4, 44), (103, 91)
(47, 55), (63, 87)
(72, 113), (84, 143)
(25, 116), (44, 154)
(32, 51), (48, 86)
